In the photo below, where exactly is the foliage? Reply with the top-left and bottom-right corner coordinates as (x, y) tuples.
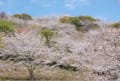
(60, 16), (97, 31)
(60, 16), (82, 27)
(13, 13), (33, 20)
(13, 14), (22, 19)
(69, 17), (82, 27)
(112, 22), (120, 28)
(0, 20), (16, 33)
(59, 16), (70, 23)
(40, 28), (54, 47)
(21, 13), (33, 20)
(77, 23), (99, 31)
(79, 16), (96, 22)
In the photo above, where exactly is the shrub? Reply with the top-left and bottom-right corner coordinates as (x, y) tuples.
(59, 16), (70, 23)
(13, 14), (22, 19)
(60, 16), (82, 27)
(79, 16), (96, 22)
(69, 17), (82, 27)
(60, 16), (97, 31)
(78, 23), (99, 31)
(112, 22), (120, 28)
(21, 13), (33, 20)
(0, 20), (16, 33)
(40, 28), (54, 47)
(13, 13), (33, 20)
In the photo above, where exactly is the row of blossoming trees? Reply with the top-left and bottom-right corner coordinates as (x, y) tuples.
(0, 11), (120, 80)
(0, 11), (55, 80)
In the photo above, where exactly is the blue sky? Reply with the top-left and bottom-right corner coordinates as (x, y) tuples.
(0, 0), (120, 21)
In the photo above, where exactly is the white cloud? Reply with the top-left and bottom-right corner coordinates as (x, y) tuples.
(65, 0), (90, 10)
(30, 0), (57, 8)
(65, 2), (77, 9)
(30, 0), (90, 9)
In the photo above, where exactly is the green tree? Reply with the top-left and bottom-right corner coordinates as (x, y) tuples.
(21, 13), (33, 20)
(40, 29), (54, 47)
(13, 14), (22, 19)
(0, 20), (16, 34)
(112, 22), (120, 28)
(13, 13), (33, 20)
(69, 17), (82, 27)
(60, 16), (70, 23)
(79, 16), (96, 22)
(60, 16), (82, 27)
